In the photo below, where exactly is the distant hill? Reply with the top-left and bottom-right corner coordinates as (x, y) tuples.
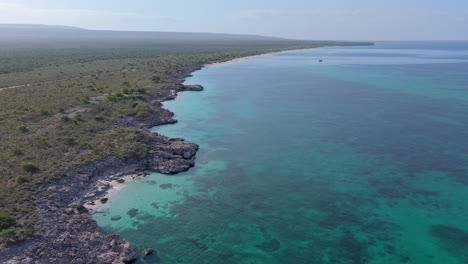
(0, 24), (286, 42)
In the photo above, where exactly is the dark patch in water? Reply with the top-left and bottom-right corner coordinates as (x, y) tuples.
(143, 253), (161, 263)
(251, 202), (269, 210)
(127, 208), (139, 218)
(414, 189), (439, 197)
(218, 253), (234, 260)
(151, 202), (160, 209)
(110, 215), (121, 221)
(185, 237), (209, 251)
(338, 229), (368, 264)
(429, 224), (468, 262)
(136, 212), (154, 221)
(256, 239), (281, 252)
(399, 255), (412, 263)
(377, 187), (407, 199)
(160, 183), (173, 189)
(147, 180), (157, 185)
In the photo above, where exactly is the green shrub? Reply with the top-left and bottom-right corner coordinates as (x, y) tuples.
(115, 92), (124, 99)
(152, 76), (160, 83)
(0, 213), (15, 230)
(40, 109), (49, 116)
(135, 87), (146, 94)
(0, 228), (15, 240)
(12, 149), (24, 156)
(106, 94), (117, 102)
(63, 136), (76, 146)
(74, 115), (84, 122)
(79, 96), (90, 103)
(17, 124), (28, 133)
(61, 116), (72, 122)
(20, 162), (40, 174)
(121, 88), (130, 94)
(135, 103), (150, 117)
(81, 142), (92, 149)
(16, 175), (30, 184)
(94, 115), (105, 122)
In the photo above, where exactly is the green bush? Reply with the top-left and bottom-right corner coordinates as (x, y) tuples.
(20, 162), (40, 174)
(63, 136), (76, 146)
(81, 142), (92, 149)
(61, 116), (72, 122)
(17, 124), (28, 133)
(121, 88), (130, 94)
(79, 96), (90, 104)
(0, 213), (15, 230)
(12, 149), (23, 156)
(0, 228), (15, 240)
(152, 76), (160, 83)
(40, 109), (49, 116)
(74, 115), (84, 122)
(16, 175), (30, 184)
(135, 87), (146, 94)
(94, 115), (105, 122)
(135, 103), (150, 117)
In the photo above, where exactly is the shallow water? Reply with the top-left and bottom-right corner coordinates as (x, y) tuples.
(93, 42), (468, 264)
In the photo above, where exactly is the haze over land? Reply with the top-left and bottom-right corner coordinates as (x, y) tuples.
(0, 0), (467, 40)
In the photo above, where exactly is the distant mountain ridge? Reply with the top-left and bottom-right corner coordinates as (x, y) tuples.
(0, 23), (286, 41)
(0, 24), (85, 30)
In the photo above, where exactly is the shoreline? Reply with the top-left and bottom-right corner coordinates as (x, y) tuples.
(78, 49), (304, 212)
(205, 47), (324, 67)
(206, 50), (283, 66)
(0, 45), (366, 263)
(0, 63), (205, 264)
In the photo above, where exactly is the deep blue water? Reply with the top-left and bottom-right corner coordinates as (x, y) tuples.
(93, 42), (468, 264)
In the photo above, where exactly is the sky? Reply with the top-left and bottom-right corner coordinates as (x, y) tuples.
(0, 0), (467, 40)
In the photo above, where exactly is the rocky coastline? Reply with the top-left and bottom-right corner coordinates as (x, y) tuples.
(0, 64), (206, 264)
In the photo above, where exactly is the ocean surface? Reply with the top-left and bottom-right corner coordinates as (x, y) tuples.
(93, 42), (468, 264)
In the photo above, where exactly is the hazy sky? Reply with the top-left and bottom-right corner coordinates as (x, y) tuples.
(1, 0), (467, 40)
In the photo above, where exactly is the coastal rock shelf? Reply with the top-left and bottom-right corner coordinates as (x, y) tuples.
(183, 84), (204, 91)
(150, 137), (199, 174)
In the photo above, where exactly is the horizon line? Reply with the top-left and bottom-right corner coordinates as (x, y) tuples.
(1, 23), (467, 42)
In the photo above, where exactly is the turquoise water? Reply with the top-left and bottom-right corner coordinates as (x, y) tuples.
(93, 42), (468, 263)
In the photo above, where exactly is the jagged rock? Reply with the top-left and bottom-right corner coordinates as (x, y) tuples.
(121, 253), (137, 264)
(76, 205), (89, 214)
(100, 197), (109, 203)
(143, 248), (154, 256)
(121, 242), (137, 263)
(183, 84), (204, 91)
(116, 179), (125, 184)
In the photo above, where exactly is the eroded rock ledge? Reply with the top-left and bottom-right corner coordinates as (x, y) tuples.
(0, 65), (205, 264)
